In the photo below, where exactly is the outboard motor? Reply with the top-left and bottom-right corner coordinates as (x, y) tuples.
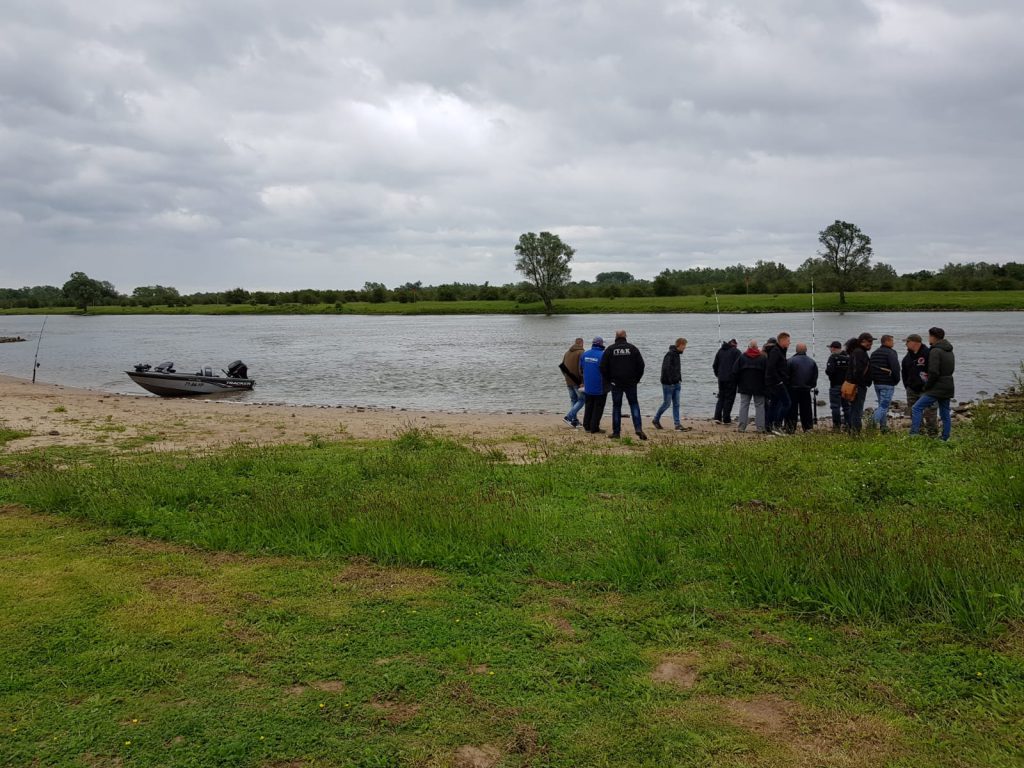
(227, 360), (248, 379)
(133, 363), (152, 373)
(154, 361), (175, 373)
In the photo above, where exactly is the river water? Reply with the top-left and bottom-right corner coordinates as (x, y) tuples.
(1, 313), (1021, 416)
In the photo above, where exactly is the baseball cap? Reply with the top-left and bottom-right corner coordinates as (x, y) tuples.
(828, 340), (842, 349)
(592, 336), (604, 345)
(858, 332), (875, 342)
(904, 333), (922, 343)
(728, 338), (737, 346)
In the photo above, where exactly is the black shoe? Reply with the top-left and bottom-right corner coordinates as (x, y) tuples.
(608, 433), (620, 439)
(637, 431), (648, 441)
(591, 428), (606, 434)
(652, 419), (663, 430)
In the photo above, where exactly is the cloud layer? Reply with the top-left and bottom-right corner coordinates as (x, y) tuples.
(2, 0), (1022, 291)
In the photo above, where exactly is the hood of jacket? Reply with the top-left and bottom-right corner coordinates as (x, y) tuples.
(932, 339), (953, 353)
(744, 347), (761, 358)
(667, 345), (682, 355)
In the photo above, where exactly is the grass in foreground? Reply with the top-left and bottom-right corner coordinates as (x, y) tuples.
(1, 411), (1023, 766)
(3, 290), (1024, 316)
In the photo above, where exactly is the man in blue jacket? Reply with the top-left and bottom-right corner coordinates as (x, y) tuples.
(581, 337), (608, 434)
(869, 334), (901, 432)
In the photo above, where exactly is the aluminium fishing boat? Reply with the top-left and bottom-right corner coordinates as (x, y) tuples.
(126, 360), (255, 397)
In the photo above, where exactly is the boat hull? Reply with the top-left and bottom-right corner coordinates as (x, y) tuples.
(126, 371), (255, 397)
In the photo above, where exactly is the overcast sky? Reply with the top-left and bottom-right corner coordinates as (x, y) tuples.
(1, 0), (1022, 293)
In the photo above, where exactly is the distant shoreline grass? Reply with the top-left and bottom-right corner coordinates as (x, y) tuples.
(2, 290), (1023, 316)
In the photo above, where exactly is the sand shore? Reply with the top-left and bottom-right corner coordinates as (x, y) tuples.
(1, 374), (749, 455)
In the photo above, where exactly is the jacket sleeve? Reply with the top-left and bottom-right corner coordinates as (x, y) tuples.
(924, 347), (941, 391)
(889, 350), (901, 385)
(844, 352), (858, 384)
(636, 349), (645, 382)
(712, 350), (720, 377)
(599, 351), (609, 377)
(660, 352), (671, 383)
(826, 356), (836, 380)
(812, 361), (819, 388)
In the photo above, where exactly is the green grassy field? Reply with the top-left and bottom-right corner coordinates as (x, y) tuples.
(3, 290), (1023, 316)
(2, 408), (1023, 766)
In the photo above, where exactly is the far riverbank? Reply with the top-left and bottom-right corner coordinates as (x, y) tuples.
(3, 290), (1023, 316)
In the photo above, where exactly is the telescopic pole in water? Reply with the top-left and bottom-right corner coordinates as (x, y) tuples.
(31, 316), (47, 384)
(713, 288), (722, 344)
(811, 280), (818, 424)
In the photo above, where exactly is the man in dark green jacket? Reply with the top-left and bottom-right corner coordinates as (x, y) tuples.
(910, 327), (955, 441)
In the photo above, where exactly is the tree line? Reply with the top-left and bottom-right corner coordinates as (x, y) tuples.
(3, 227), (1023, 311)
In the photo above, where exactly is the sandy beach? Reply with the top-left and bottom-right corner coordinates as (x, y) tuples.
(0, 374), (749, 455)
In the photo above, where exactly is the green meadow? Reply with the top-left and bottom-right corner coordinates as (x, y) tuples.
(3, 289), (1024, 316)
(1, 404), (1023, 766)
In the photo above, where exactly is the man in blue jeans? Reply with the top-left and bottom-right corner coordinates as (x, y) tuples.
(559, 337), (586, 428)
(911, 327), (955, 441)
(868, 334), (901, 432)
(653, 338), (689, 431)
(599, 330), (647, 440)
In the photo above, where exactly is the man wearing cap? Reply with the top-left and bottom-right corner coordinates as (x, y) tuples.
(902, 333), (937, 436)
(911, 327), (955, 441)
(824, 340), (851, 431)
(599, 330), (648, 440)
(844, 332), (874, 434)
(868, 334), (901, 432)
(560, 337), (586, 428)
(712, 338), (741, 425)
(581, 336), (608, 433)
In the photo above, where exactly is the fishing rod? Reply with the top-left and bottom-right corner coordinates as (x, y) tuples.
(31, 315), (47, 384)
(811, 279), (818, 425)
(713, 288), (722, 344)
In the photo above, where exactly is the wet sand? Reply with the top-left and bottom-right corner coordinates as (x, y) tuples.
(1, 374), (762, 456)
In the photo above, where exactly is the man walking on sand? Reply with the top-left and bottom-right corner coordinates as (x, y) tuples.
(653, 338), (689, 431)
(869, 334), (901, 432)
(911, 327), (955, 442)
(902, 333), (937, 436)
(599, 330), (648, 440)
(581, 337), (608, 433)
(560, 337), (586, 428)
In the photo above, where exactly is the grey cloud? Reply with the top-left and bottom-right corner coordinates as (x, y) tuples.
(1, 0), (1022, 294)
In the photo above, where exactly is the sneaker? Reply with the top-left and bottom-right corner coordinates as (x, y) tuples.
(637, 431), (648, 441)
(590, 428), (606, 434)
(652, 418), (663, 430)
(737, 426), (747, 433)
(562, 416), (575, 428)
(608, 433), (621, 439)
(771, 428), (786, 436)
(675, 425), (691, 432)
(571, 419), (581, 428)
(713, 419), (723, 424)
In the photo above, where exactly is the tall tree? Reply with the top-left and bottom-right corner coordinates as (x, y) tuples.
(817, 220), (873, 305)
(514, 231), (575, 314)
(62, 271), (105, 313)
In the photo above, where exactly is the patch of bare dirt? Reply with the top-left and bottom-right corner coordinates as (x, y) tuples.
(543, 614), (576, 637)
(334, 558), (445, 597)
(368, 696), (421, 725)
(652, 654), (701, 690)
(720, 695), (899, 767)
(310, 680), (346, 693)
(453, 745), (502, 768)
(81, 755), (123, 768)
(144, 575), (222, 607)
(470, 664), (490, 675)
(751, 628), (790, 647)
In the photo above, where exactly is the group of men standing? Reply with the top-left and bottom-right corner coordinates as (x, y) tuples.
(560, 330), (690, 440)
(562, 325), (957, 441)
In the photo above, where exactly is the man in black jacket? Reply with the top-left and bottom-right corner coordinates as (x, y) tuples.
(844, 332), (874, 434)
(786, 343), (818, 433)
(712, 339), (741, 424)
(824, 341), (850, 431)
(653, 338), (687, 431)
(599, 330), (648, 440)
(868, 334), (901, 431)
(764, 332), (791, 436)
(902, 333), (937, 436)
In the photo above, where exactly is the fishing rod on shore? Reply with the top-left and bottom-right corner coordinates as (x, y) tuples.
(713, 288), (722, 344)
(31, 316), (47, 384)
(811, 279), (818, 425)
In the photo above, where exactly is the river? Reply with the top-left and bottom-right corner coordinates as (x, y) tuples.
(1, 313), (1020, 416)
